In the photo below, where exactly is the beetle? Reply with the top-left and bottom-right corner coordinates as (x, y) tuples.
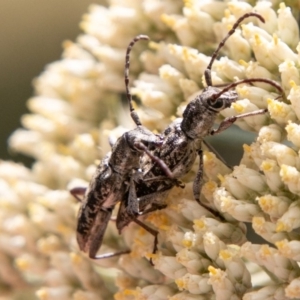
(71, 35), (176, 259)
(115, 13), (285, 262)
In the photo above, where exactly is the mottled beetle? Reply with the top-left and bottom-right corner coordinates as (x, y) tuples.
(115, 12), (285, 261)
(71, 36), (176, 259)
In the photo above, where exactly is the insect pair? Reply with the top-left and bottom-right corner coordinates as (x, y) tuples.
(70, 35), (178, 260)
(71, 12), (285, 263)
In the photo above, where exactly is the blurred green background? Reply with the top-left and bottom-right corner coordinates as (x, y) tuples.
(0, 1), (106, 165)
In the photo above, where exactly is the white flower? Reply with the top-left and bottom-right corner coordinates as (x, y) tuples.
(2, 1), (300, 299)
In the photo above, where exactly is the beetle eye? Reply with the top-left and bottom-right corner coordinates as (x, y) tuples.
(209, 98), (224, 110)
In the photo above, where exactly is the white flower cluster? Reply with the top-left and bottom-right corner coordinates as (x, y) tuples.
(1, 0), (300, 299)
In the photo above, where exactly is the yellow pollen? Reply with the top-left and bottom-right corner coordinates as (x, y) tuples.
(132, 239), (145, 250)
(183, 0), (193, 8)
(161, 14), (175, 27)
(236, 86), (249, 98)
(232, 102), (245, 113)
(268, 99), (285, 115)
(257, 196), (270, 211)
(182, 238), (193, 248)
(275, 240), (290, 256)
(194, 219), (205, 230)
(219, 250), (232, 260)
(70, 252), (82, 264)
(129, 248), (140, 259)
(273, 34), (278, 46)
(94, 159), (101, 165)
(260, 160), (274, 172)
(279, 2), (286, 9)
(145, 252), (158, 261)
(182, 47), (190, 60)
(114, 289), (139, 300)
(217, 174), (225, 183)
(239, 59), (248, 67)
(175, 278), (186, 290)
(124, 289), (139, 296)
(170, 115), (177, 122)
(221, 196), (230, 207)
(254, 34), (261, 45)
(204, 151), (214, 161)
(205, 181), (217, 192)
(280, 165), (296, 182)
(275, 239), (287, 250)
(137, 227), (147, 236)
(57, 223), (71, 235)
(287, 61), (294, 68)
(146, 211), (170, 228)
(290, 80), (297, 88)
(253, 216), (265, 226)
(15, 258), (29, 271)
(224, 9), (230, 19)
(208, 265), (217, 275)
(90, 129), (99, 142)
(276, 221), (288, 232)
(226, 24), (233, 31)
(261, 245), (272, 256)
(148, 41), (159, 50)
(35, 289), (48, 300)
(57, 144), (70, 155)
(243, 144), (251, 153)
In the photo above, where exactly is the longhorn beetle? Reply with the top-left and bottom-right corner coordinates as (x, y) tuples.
(115, 12), (285, 262)
(70, 36), (177, 259)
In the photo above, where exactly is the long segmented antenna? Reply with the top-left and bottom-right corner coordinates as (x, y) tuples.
(124, 35), (150, 126)
(211, 77), (285, 101)
(205, 12), (265, 86)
